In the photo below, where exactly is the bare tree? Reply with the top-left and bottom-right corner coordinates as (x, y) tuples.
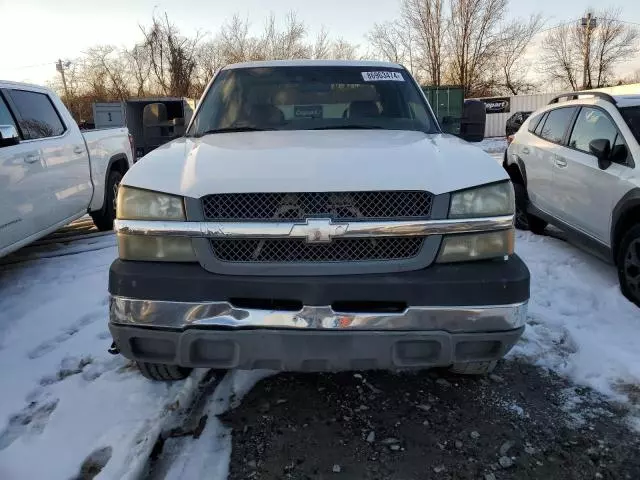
(401, 0), (446, 85)
(84, 46), (131, 100)
(261, 12), (309, 59)
(330, 38), (359, 60)
(447, 0), (508, 96)
(311, 26), (332, 59)
(367, 20), (411, 66)
(541, 9), (639, 90)
(496, 14), (544, 94)
(540, 24), (581, 90)
(591, 9), (640, 88)
(218, 14), (262, 64)
(125, 44), (152, 97)
(140, 13), (202, 97)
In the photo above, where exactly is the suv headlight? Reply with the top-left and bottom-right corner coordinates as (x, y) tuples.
(449, 181), (514, 218)
(116, 186), (196, 262)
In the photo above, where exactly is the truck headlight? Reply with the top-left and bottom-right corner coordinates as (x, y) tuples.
(437, 229), (514, 263)
(117, 186), (185, 221)
(449, 182), (514, 218)
(116, 187), (196, 262)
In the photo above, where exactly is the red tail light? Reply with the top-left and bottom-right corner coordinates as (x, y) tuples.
(506, 135), (514, 145)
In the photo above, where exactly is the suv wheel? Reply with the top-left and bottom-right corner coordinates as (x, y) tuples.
(90, 170), (123, 231)
(513, 183), (547, 234)
(136, 361), (192, 381)
(617, 224), (640, 307)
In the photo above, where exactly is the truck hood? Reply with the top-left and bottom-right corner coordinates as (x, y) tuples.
(123, 130), (507, 198)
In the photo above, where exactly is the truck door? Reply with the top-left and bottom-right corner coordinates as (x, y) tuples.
(4, 88), (92, 233)
(0, 91), (51, 253)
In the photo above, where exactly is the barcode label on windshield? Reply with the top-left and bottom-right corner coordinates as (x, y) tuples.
(361, 71), (404, 82)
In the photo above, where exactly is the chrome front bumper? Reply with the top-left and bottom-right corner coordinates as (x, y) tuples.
(109, 296), (528, 332)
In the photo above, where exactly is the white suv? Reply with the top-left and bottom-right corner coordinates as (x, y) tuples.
(505, 92), (640, 307)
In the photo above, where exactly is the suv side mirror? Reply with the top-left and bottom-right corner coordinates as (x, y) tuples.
(589, 138), (612, 170)
(0, 125), (19, 147)
(458, 100), (485, 143)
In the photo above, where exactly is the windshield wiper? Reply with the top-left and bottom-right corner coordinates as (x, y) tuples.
(196, 126), (271, 137)
(311, 125), (384, 130)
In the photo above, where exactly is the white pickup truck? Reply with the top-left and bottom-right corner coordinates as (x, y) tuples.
(108, 60), (530, 381)
(0, 81), (134, 257)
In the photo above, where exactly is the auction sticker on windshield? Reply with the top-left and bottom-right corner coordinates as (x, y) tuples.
(361, 71), (404, 82)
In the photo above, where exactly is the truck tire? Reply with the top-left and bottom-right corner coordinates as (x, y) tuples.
(136, 361), (192, 381)
(449, 361), (497, 375)
(617, 224), (640, 308)
(513, 183), (547, 234)
(90, 170), (122, 231)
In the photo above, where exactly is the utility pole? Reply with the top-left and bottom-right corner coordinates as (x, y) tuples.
(56, 59), (76, 121)
(55, 59), (70, 99)
(581, 13), (597, 90)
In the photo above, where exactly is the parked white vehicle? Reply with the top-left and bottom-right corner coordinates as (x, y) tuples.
(505, 91), (640, 306)
(0, 81), (134, 257)
(107, 60), (530, 381)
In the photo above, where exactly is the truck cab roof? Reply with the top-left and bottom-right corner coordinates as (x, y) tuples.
(223, 59), (404, 70)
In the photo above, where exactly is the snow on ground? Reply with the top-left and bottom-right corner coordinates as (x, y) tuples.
(477, 137), (508, 154)
(0, 232), (270, 479)
(0, 239), (206, 480)
(511, 231), (640, 403)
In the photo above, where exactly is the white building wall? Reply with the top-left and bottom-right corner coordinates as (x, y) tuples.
(478, 93), (558, 138)
(473, 83), (640, 138)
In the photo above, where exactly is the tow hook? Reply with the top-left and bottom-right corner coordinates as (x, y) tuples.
(108, 341), (120, 355)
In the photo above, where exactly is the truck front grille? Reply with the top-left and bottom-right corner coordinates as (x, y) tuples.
(202, 191), (433, 221)
(210, 237), (424, 263)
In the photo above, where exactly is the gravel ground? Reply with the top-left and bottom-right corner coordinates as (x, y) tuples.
(221, 360), (640, 480)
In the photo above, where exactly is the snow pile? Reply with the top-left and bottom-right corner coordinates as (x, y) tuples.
(476, 137), (507, 153)
(163, 370), (274, 480)
(512, 231), (640, 403)
(0, 241), (202, 480)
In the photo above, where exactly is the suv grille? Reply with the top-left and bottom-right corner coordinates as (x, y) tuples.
(202, 191), (433, 221)
(210, 237), (424, 263)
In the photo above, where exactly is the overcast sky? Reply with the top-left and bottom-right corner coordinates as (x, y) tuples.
(2, 0), (640, 85)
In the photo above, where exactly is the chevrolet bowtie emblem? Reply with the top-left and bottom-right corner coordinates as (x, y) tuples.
(290, 218), (348, 243)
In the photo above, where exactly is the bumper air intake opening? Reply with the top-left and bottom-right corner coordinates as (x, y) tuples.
(190, 339), (238, 367)
(455, 340), (502, 361)
(129, 337), (176, 362)
(332, 300), (407, 314)
(394, 340), (442, 365)
(229, 298), (303, 311)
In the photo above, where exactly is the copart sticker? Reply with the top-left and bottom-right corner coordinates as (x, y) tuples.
(361, 71), (404, 82)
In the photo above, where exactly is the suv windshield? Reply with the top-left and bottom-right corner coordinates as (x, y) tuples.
(620, 106), (640, 143)
(188, 66), (439, 136)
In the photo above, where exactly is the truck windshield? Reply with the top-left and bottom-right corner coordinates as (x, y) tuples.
(188, 66), (438, 136)
(620, 106), (640, 144)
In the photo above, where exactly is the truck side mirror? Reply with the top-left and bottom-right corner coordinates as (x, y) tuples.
(0, 125), (20, 147)
(458, 100), (485, 143)
(589, 138), (612, 170)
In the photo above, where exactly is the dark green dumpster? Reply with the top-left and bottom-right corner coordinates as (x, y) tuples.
(421, 86), (464, 135)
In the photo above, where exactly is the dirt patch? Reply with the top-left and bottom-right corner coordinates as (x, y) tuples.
(221, 360), (640, 480)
